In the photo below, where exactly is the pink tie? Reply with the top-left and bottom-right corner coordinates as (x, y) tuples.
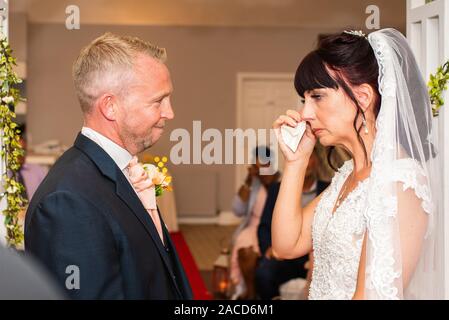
(128, 156), (164, 245)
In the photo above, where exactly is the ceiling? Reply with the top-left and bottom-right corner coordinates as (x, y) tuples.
(10, 0), (406, 29)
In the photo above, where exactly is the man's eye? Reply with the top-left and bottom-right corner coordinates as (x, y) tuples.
(300, 99), (305, 104)
(151, 99), (163, 107)
(311, 94), (322, 100)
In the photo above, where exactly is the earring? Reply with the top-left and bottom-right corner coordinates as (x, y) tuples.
(363, 118), (369, 134)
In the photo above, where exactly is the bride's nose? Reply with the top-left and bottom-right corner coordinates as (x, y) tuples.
(300, 100), (315, 121)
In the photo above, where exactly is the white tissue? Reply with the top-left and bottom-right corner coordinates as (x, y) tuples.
(280, 122), (306, 153)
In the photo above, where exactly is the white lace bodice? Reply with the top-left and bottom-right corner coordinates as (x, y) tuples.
(309, 160), (367, 300)
(308, 158), (431, 300)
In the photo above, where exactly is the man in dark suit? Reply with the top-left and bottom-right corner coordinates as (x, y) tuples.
(25, 33), (192, 300)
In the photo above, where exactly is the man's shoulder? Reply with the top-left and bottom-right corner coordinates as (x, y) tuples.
(25, 146), (117, 228)
(47, 146), (97, 179)
(31, 146), (107, 201)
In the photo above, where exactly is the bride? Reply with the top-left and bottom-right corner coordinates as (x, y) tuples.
(272, 28), (444, 299)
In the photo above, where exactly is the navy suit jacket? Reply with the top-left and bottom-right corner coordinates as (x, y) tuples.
(25, 133), (193, 300)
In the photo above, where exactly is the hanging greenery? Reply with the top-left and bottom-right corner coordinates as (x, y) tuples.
(0, 36), (27, 247)
(429, 60), (449, 117)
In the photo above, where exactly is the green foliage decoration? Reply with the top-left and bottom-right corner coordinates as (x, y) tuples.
(0, 36), (27, 247)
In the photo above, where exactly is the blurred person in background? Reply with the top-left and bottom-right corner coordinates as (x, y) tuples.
(0, 245), (63, 299)
(255, 148), (319, 300)
(229, 146), (280, 300)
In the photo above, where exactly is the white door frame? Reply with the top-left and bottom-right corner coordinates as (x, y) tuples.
(407, 0), (449, 299)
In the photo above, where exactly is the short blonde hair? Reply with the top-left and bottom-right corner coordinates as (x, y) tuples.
(72, 32), (167, 113)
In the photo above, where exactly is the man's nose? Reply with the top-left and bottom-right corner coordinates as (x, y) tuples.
(162, 99), (174, 120)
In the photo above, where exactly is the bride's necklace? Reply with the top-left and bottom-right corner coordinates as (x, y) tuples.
(335, 173), (354, 209)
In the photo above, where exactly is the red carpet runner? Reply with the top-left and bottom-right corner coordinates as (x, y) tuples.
(170, 232), (213, 300)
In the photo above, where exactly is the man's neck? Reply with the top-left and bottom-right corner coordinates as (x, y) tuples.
(83, 122), (125, 150)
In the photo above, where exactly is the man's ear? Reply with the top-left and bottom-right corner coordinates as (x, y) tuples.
(354, 84), (375, 113)
(97, 94), (117, 121)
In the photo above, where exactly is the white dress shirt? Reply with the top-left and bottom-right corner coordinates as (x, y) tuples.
(81, 127), (166, 245)
(81, 127), (133, 173)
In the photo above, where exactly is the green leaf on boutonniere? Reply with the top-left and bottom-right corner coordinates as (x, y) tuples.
(155, 185), (163, 197)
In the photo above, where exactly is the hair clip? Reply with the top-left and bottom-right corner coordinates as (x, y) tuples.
(343, 30), (367, 39)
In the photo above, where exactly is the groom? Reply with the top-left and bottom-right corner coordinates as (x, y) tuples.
(25, 33), (193, 300)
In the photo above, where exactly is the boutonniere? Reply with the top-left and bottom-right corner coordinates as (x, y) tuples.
(142, 156), (172, 197)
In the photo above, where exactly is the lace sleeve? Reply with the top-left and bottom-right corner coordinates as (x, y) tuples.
(390, 158), (432, 215)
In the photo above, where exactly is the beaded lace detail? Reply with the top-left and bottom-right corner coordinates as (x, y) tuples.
(309, 158), (430, 300)
(309, 160), (368, 300)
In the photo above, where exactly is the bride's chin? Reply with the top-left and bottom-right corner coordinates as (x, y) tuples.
(317, 137), (331, 147)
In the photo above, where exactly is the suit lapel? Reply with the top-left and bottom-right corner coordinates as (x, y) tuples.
(114, 174), (168, 248)
(116, 173), (189, 299)
(74, 133), (181, 291)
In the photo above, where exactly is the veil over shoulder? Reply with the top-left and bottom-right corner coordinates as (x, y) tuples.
(364, 28), (444, 299)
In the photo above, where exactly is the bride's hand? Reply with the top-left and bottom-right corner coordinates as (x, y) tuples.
(273, 109), (316, 163)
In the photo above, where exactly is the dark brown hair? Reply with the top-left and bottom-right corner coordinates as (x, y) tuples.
(294, 32), (381, 170)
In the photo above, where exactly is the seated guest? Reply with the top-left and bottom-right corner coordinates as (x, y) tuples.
(255, 149), (319, 300)
(229, 146), (280, 300)
(17, 124), (48, 201)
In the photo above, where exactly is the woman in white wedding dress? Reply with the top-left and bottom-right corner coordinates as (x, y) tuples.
(272, 29), (444, 300)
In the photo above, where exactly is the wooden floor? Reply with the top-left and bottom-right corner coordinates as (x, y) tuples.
(179, 224), (236, 271)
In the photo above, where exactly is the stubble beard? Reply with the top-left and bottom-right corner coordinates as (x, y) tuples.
(120, 126), (154, 155)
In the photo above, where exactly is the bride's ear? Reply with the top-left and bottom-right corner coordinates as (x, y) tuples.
(354, 84), (375, 113)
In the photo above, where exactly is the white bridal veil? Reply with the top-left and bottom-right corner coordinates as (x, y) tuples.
(364, 28), (444, 299)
